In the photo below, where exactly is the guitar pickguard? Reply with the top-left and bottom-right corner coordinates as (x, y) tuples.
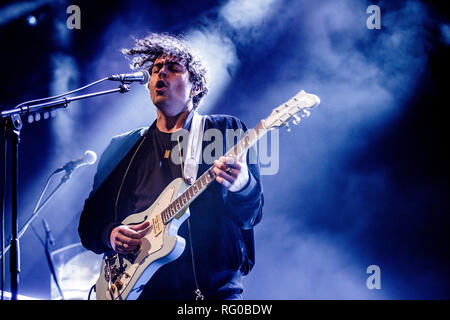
(96, 178), (190, 300)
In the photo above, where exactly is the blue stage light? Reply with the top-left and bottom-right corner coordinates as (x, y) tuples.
(26, 14), (37, 26)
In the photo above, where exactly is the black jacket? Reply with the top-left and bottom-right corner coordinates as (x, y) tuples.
(78, 111), (264, 299)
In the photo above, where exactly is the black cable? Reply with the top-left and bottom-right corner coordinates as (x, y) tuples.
(32, 171), (55, 215)
(88, 284), (96, 300)
(43, 231), (64, 300)
(29, 224), (65, 300)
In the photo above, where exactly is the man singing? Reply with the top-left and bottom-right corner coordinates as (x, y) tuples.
(78, 33), (264, 300)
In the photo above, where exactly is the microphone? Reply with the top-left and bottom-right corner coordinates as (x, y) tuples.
(54, 150), (97, 174)
(108, 70), (150, 84)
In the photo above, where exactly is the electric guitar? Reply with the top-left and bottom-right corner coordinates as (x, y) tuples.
(95, 90), (320, 300)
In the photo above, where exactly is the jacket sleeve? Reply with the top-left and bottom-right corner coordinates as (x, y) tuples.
(78, 137), (121, 254)
(78, 128), (147, 254)
(222, 117), (264, 230)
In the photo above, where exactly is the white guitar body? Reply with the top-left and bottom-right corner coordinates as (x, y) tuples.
(95, 178), (190, 300)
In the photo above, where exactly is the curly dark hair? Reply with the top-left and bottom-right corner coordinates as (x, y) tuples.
(121, 32), (208, 109)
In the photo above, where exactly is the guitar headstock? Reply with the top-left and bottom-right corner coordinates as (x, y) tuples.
(263, 90), (320, 131)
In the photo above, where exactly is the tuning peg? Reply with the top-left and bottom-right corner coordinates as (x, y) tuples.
(292, 115), (301, 125)
(284, 122), (291, 132)
(301, 109), (310, 118)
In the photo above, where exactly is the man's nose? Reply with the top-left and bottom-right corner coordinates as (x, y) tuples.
(158, 65), (168, 78)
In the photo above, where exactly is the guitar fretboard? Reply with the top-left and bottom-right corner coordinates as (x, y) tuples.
(160, 167), (216, 224)
(161, 122), (267, 225)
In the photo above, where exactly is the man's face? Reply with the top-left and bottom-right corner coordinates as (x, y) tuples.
(148, 55), (193, 116)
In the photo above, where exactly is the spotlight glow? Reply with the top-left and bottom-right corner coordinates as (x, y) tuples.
(26, 15), (37, 26)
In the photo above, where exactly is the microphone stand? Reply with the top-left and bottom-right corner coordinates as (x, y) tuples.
(1, 82), (131, 300)
(0, 168), (73, 260)
(1, 122), (7, 300)
(0, 152), (87, 300)
(0, 114), (22, 301)
(40, 219), (65, 300)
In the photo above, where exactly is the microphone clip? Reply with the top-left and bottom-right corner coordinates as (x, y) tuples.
(119, 84), (131, 93)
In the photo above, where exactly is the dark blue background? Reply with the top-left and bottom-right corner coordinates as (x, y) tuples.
(0, 0), (449, 299)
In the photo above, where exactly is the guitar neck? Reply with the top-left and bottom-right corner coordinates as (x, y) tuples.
(161, 121), (268, 225)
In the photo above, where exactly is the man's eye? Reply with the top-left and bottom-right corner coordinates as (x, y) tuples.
(167, 64), (181, 71)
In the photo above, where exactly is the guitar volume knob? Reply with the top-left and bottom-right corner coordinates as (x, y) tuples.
(115, 281), (123, 290)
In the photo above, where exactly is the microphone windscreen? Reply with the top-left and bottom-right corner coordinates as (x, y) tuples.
(140, 70), (150, 84)
(84, 150), (97, 165)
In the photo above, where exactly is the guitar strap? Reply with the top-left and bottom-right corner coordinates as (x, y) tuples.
(182, 111), (205, 185)
(180, 112), (255, 298)
(179, 110), (206, 300)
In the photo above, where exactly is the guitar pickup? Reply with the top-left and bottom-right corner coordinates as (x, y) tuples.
(152, 214), (163, 237)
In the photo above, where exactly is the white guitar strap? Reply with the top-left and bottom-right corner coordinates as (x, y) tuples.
(181, 110), (206, 300)
(183, 111), (205, 184)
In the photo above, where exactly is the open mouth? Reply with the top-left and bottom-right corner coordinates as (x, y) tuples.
(155, 80), (167, 89)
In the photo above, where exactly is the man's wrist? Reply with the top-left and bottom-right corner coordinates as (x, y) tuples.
(102, 222), (120, 250)
(228, 170), (255, 198)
